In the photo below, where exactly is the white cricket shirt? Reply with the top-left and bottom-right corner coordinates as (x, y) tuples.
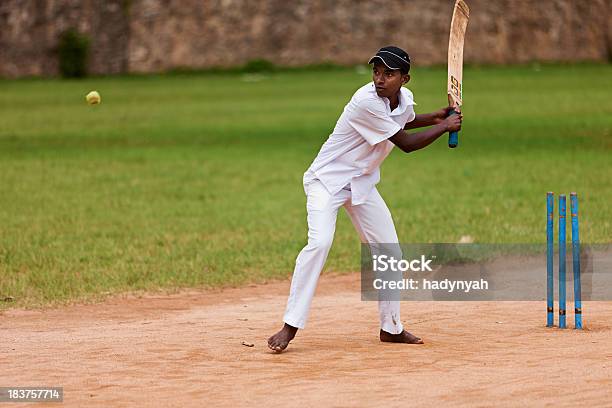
(303, 82), (416, 205)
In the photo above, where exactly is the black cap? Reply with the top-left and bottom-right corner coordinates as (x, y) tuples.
(368, 46), (411, 73)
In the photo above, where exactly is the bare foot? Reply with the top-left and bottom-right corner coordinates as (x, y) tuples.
(380, 329), (424, 344)
(268, 323), (298, 352)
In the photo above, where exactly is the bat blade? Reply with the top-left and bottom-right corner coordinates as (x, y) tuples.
(447, 0), (469, 148)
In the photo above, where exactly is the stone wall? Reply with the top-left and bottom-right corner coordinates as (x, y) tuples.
(0, 0), (129, 77)
(1, 0), (610, 78)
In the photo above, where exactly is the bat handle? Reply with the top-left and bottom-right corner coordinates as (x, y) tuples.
(447, 108), (459, 148)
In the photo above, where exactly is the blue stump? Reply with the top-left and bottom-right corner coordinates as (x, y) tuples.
(571, 193), (582, 329)
(558, 195), (567, 329)
(546, 192), (554, 327)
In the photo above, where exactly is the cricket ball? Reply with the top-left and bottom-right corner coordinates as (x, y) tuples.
(86, 91), (101, 105)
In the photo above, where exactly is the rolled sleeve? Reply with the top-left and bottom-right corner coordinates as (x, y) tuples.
(348, 99), (402, 146)
(405, 109), (416, 124)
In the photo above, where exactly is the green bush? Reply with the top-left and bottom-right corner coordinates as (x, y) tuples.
(242, 59), (276, 73)
(57, 29), (90, 78)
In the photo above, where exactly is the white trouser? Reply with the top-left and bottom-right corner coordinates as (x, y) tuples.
(283, 180), (404, 334)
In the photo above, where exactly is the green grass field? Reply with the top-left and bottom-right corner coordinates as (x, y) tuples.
(1, 64), (611, 307)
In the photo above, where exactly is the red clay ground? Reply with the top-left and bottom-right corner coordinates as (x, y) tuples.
(1, 273), (611, 407)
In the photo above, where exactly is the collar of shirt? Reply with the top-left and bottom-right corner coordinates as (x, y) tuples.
(367, 82), (415, 117)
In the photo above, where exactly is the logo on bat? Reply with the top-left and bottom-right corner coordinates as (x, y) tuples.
(450, 75), (462, 99)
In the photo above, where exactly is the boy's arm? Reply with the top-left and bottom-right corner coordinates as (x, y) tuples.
(405, 107), (457, 129)
(391, 113), (462, 153)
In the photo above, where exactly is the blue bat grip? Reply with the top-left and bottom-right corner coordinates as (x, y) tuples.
(447, 108), (459, 148)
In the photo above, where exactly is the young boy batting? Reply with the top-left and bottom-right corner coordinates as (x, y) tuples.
(268, 46), (463, 352)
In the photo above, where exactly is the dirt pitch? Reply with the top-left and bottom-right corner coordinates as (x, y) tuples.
(1, 273), (611, 407)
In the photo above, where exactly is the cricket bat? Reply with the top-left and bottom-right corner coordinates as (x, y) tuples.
(447, 0), (470, 148)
